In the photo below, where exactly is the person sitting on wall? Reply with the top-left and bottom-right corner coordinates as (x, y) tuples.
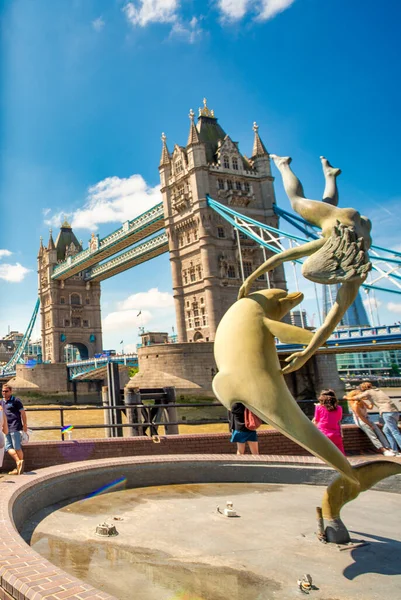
(2, 384), (28, 474)
(352, 381), (401, 457)
(345, 389), (395, 457)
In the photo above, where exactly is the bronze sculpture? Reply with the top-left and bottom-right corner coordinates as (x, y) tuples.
(214, 156), (401, 543)
(238, 155), (372, 374)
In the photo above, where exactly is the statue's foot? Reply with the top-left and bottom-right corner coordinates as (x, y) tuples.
(270, 154), (292, 168)
(320, 156), (341, 178)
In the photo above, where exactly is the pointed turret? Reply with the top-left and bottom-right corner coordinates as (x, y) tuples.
(251, 122), (269, 158)
(159, 132), (171, 167)
(187, 109), (200, 145)
(55, 219), (82, 261)
(48, 229), (55, 250)
(38, 236), (44, 258)
(196, 98), (226, 163)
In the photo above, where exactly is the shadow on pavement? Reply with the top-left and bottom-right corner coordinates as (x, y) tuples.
(343, 531), (401, 580)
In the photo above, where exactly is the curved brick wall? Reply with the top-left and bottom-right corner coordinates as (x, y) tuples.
(0, 425), (386, 474)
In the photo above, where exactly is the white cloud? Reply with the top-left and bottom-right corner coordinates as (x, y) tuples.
(0, 263), (31, 283)
(103, 288), (175, 336)
(45, 174), (161, 231)
(217, 0), (295, 22)
(92, 17), (105, 32)
(387, 302), (401, 314)
(363, 297), (382, 309)
(255, 0), (295, 21)
(124, 343), (139, 354)
(123, 0), (178, 27)
(170, 16), (202, 43)
(218, 0), (250, 21)
(118, 288), (174, 310)
(0, 249), (12, 259)
(103, 309), (153, 332)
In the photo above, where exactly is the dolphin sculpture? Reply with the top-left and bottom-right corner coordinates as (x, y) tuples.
(213, 288), (401, 543)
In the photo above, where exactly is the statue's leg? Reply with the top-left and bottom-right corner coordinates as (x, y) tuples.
(320, 156), (341, 206)
(270, 155), (307, 210)
(271, 155), (332, 226)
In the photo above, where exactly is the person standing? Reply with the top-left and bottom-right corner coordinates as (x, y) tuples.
(345, 389), (395, 456)
(313, 389), (345, 455)
(355, 382), (401, 456)
(2, 385), (27, 475)
(228, 402), (259, 455)
(0, 396), (9, 468)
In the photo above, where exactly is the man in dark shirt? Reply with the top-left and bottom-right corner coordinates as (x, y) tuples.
(2, 385), (27, 475)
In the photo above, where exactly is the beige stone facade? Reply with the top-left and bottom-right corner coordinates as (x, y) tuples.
(38, 224), (103, 363)
(159, 101), (287, 343)
(135, 342), (343, 400)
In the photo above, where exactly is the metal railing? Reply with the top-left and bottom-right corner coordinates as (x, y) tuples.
(25, 402), (228, 441)
(24, 397), (401, 441)
(52, 202), (164, 279)
(83, 232), (168, 281)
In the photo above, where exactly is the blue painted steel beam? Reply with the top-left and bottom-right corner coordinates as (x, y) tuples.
(207, 195), (401, 295)
(1, 299), (40, 375)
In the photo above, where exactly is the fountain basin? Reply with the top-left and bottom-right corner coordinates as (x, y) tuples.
(1, 455), (401, 600)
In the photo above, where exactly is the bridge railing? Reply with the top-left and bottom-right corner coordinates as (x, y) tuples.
(83, 232), (168, 281)
(331, 325), (401, 338)
(52, 201), (164, 278)
(66, 353), (139, 368)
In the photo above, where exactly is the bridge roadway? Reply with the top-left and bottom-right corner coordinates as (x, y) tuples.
(51, 202), (164, 280)
(65, 325), (401, 380)
(82, 232), (168, 282)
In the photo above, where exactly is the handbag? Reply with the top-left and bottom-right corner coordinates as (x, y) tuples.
(244, 408), (262, 430)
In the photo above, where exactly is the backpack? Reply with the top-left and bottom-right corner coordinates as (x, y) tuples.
(244, 408), (262, 430)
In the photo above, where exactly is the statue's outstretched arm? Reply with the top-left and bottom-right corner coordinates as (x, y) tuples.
(238, 238), (325, 299)
(282, 278), (362, 374)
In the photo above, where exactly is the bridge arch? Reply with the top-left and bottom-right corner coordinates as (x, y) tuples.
(193, 331), (204, 342)
(62, 342), (89, 363)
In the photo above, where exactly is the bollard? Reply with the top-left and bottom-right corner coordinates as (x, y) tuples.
(163, 387), (179, 435)
(106, 362), (123, 437)
(124, 387), (144, 436)
(102, 386), (112, 438)
(316, 506), (326, 542)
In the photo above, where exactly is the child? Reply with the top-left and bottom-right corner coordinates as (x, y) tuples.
(313, 389), (345, 455)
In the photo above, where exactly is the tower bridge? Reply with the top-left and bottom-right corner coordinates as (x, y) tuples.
(3, 100), (401, 397)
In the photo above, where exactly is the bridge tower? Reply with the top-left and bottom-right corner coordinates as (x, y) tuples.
(38, 221), (103, 362)
(159, 99), (287, 343)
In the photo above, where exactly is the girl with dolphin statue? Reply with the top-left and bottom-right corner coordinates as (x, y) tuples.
(213, 155), (401, 543)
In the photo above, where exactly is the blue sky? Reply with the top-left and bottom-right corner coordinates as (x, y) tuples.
(1, 0), (401, 351)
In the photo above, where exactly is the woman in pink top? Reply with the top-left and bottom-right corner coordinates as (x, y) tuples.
(313, 389), (345, 455)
